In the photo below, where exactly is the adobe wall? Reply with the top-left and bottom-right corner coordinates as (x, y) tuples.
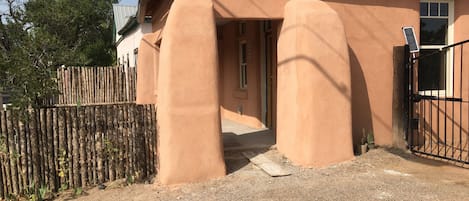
(156, 0), (225, 184)
(136, 33), (159, 104)
(324, 0), (420, 147)
(219, 21), (264, 128)
(455, 0), (469, 106)
(455, 1), (469, 52)
(213, 0), (287, 19)
(276, 0), (354, 167)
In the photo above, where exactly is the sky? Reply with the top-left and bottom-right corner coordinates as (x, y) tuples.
(0, 1), (9, 14)
(119, 0), (138, 6)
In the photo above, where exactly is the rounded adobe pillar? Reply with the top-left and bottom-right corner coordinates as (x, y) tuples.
(157, 0), (225, 184)
(276, 0), (354, 167)
(136, 33), (159, 104)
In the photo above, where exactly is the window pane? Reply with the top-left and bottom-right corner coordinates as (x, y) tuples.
(243, 65), (247, 86)
(430, 3), (439, 16)
(241, 43), (247, 63)
(420, 3), (428, 16)
(239, 23), (246, 35)
(440, 3), (448, 16)
(418, 49), (446, 91)
(420, 18), (448, 45)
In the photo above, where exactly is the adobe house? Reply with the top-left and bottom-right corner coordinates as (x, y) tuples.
(135, 0), (469, 184)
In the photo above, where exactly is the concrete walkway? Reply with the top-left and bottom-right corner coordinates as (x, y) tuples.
(221, 119), (275, 151)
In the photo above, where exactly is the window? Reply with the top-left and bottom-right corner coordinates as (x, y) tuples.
(263, 20), (272, 32)
(419, 0), (453, 94)
(239, 41), (248, 89)
(238, 22), (246, 36)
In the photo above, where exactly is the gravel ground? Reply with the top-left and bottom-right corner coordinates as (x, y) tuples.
(57, 148), (469, 201)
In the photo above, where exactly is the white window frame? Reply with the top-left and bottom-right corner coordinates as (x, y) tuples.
(419, 0), (454, 97)
(239, 40), (248, 89)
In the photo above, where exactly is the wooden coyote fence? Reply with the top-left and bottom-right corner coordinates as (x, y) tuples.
(0, 103), (156, 198)
(51, 66), (136, 105)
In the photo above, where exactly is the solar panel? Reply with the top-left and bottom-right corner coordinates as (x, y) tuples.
(402, 27), (419, 53)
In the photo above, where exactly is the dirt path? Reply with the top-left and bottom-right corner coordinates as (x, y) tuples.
(57, 148), (469, 201)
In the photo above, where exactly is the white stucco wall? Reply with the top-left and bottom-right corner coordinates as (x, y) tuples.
(116, 22), (153, 68)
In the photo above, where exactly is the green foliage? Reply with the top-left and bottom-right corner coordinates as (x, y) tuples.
(74, 187), (83, 196)
(126, 175), (135, 185)
(59, 183), (69, 192)
(0, 13), (59, 109)
(57, 148), (69, 184)
(38, 185), (51, 201)
(0, 136), (7, 157)
(104, 138), (119, 159)
(367, 131), (375, 146)
(24, 0), (117, 66)
(24, 184), (49, 201)
(0, 0), (118, 109)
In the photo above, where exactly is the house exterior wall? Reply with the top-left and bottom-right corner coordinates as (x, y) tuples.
(324, 0), (469, 148)
(116, 23), (153, 68)
(323, 0), (420, 146)
(137, 0), (469, 184)
(136, 33), (159, 104)
(213, 0), (287, 19)
(213, 0), (422, 147)
(455, 0), (469, 113)
(455, 1), (469, 60)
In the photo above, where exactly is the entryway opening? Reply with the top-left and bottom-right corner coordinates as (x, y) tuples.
(216, 19), (280, 173)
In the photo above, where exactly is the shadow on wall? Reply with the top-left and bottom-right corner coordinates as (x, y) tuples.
(277, 22), (375, 152)
(323, 0), (417, 8)
(349, 47), (374, 149)
(276, 44), (374, 152)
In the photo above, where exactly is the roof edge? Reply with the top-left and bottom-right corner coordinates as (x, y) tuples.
(118, 16), (139, 36)
(137, 0), (150, 23)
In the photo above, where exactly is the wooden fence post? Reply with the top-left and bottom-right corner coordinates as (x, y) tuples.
(0, 110), (7, 197)
(95, 106), (104, 184)
(29, 109), (40, 194)
(78, 107), (87, 187)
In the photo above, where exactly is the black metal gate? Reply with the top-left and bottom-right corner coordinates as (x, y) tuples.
(406, 40), (469, 163)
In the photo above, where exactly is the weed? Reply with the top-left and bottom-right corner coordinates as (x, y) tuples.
(74, 187), (83, 196)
